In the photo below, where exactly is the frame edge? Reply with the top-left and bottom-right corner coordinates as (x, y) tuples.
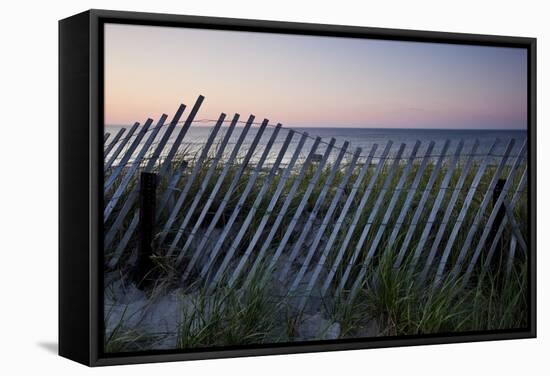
(59, 10), (93, 366)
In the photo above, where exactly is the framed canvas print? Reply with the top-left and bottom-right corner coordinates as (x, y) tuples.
(59, 9), (536, 366)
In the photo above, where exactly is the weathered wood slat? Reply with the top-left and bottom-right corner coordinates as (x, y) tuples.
(279, 141), (351, 282)
(198, 122), (282, 279)
(338, 144), (407, 295)
(110, 213), (139, 266)
(210, 129), (296, 287)
(104, 117), (162, 221)
(104, 128), (125, 157)
(494, 166), (528, 256)
(105, 122), (139, 171)
(360, 140), (422, 271)
(156, 162), (186, 218)
(408, 140), (464, 272)
(383, 141), (436, 256)
(289, 146), (362, 299)
(103, 119), (156, 223)
(181, 118), (269, 279)
(104, 119), (152, 193)
(299, 144), (378, 304)
(320, 141), (392, 296)
(104, 105), (187, 253)
(157, 98), (202, 178)
(417, 140), (482, 284)
(104, 132), (111, 143)
(340, 144), (407, 298)
(464, 194), (525, 286)
(502, 197), (528, 254)
(144, 106), (192, 212)
(143, 104), (186, 174)
(263, 138), (337, 280)
(159, 113), (226, 250)
(447, 139), (517, 281)
(104, 189), (140, 252)
(394, 140), (451, 269)
(428, 139), (499, 284)
(165, 114), (241, 256)
(482, 168), (527, 272)
(458, 142), (526, 286)
(507, 235), (518, 276)
(175, 115), (255, 265)
(236, 136), (322, 289)
(287, 144), (375, 299)
(433, 139), (511, 286)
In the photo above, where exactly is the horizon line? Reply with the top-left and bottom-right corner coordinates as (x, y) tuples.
(105, 123), (527, 131)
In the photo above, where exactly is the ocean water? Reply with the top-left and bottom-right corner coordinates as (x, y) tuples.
(105, 125), (527, 166)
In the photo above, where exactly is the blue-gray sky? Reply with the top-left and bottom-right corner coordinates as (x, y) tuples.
(105, 23), (527, 129)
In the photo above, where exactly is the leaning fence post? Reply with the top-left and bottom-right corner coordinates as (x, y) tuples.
(134, 172), (157, 289)
(492, 179), (506, 223)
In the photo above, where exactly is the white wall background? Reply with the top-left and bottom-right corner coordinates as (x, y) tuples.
(0, 0), (547, 373)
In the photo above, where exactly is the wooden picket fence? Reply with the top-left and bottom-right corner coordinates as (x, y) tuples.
(103, 95), (528, 308)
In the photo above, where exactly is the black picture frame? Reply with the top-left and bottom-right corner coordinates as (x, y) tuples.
(59, 9), (537, 366)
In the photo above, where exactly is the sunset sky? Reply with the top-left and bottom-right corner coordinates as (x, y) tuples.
(104, 23), (527, 129)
